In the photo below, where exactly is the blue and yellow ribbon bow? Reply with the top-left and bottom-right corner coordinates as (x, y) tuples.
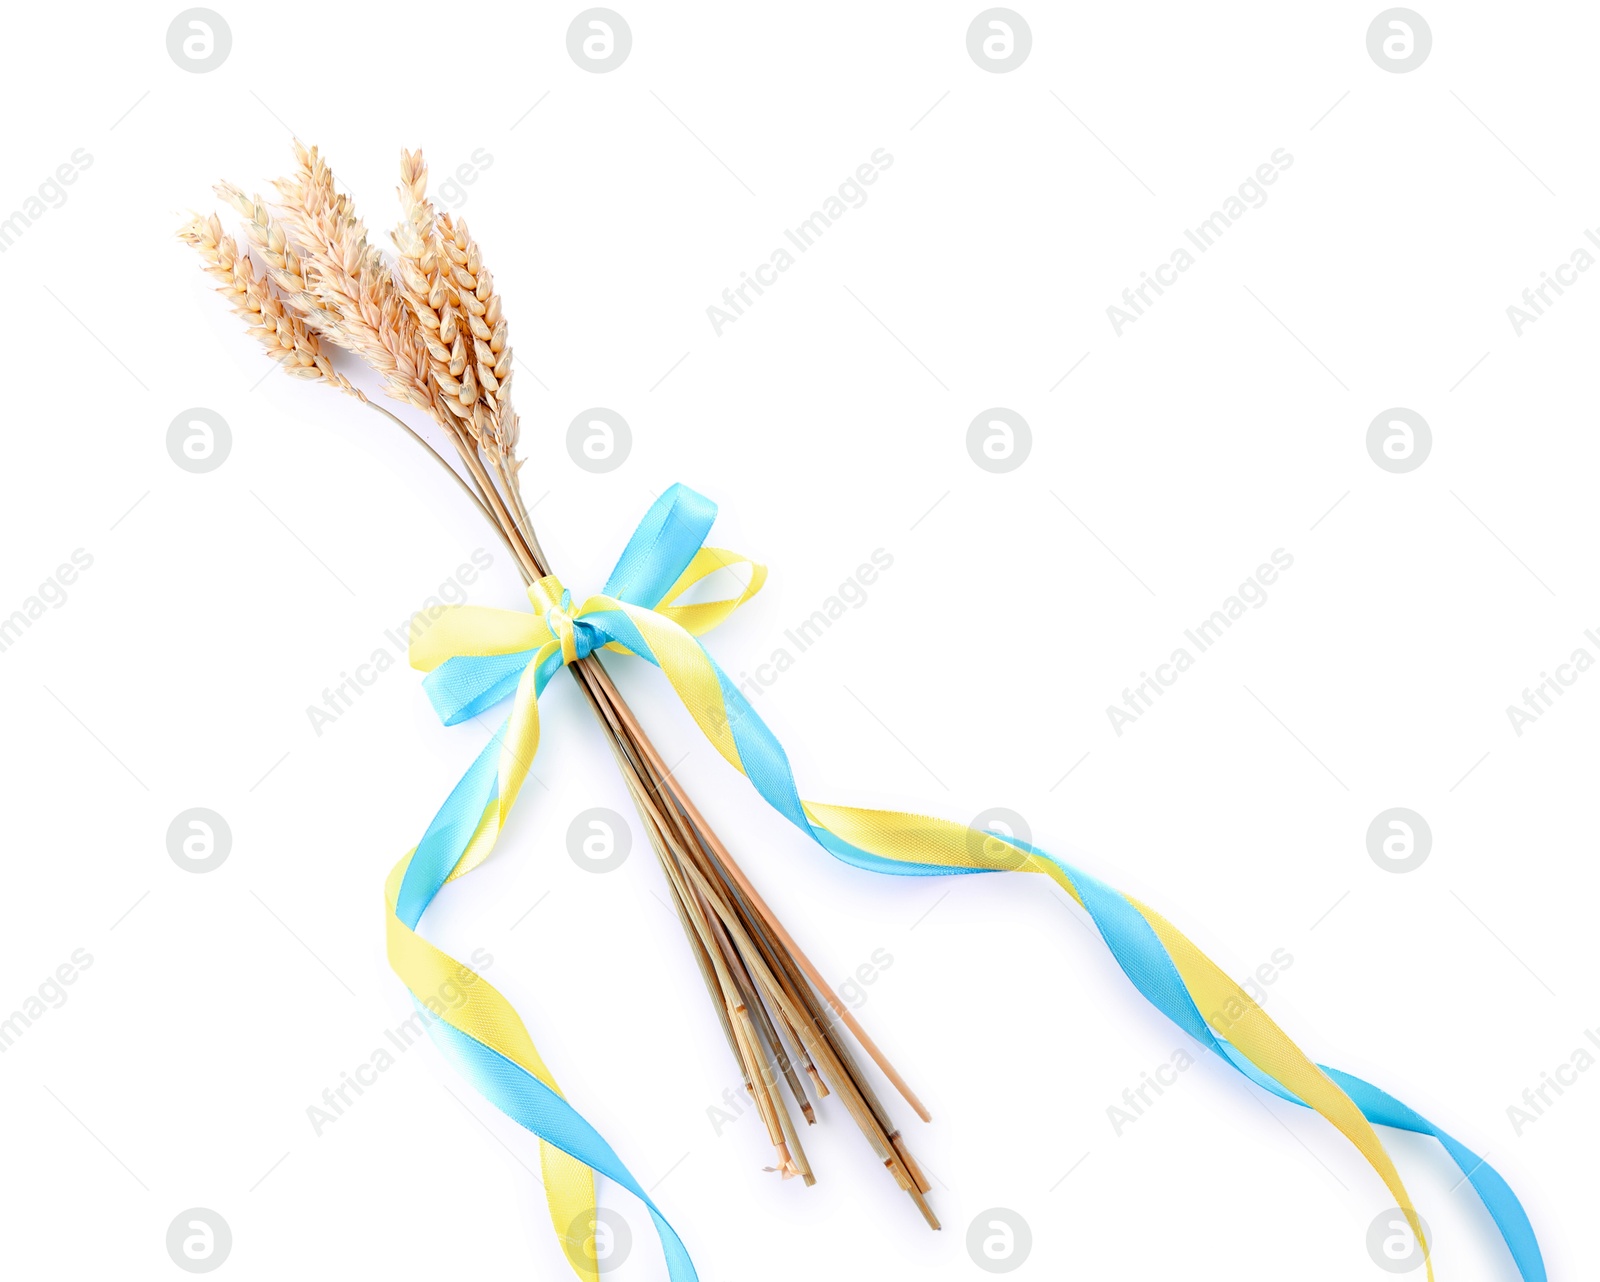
(387, 484), (1544, 1282)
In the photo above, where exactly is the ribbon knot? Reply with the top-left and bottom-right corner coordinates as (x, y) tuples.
(527, 576), (596, 664)
(408, 485), (768, 731)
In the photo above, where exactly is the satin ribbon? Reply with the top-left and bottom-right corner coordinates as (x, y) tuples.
(388, 483), (1544, 1282)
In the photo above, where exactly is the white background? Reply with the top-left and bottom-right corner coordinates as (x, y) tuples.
(0, 2), (1592, 1278)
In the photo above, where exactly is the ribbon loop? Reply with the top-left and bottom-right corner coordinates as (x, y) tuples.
(601, 482), (719, 607)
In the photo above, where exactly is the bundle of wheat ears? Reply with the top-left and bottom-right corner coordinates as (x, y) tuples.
(180, 142), (936, 1226)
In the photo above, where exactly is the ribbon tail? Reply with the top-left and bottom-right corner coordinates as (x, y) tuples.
(425, 1014), (698, 1282)
(1318, 1067), (1545, 1282)
(387, 652), (699, 1281)
(609, 601), (1544, 1282)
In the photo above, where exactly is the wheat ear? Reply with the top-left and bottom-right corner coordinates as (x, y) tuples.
(178, 212), (352, 390)
(270, 141), (436, 415)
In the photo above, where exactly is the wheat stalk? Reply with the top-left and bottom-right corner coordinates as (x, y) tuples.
(179, 140), (938, 1229)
